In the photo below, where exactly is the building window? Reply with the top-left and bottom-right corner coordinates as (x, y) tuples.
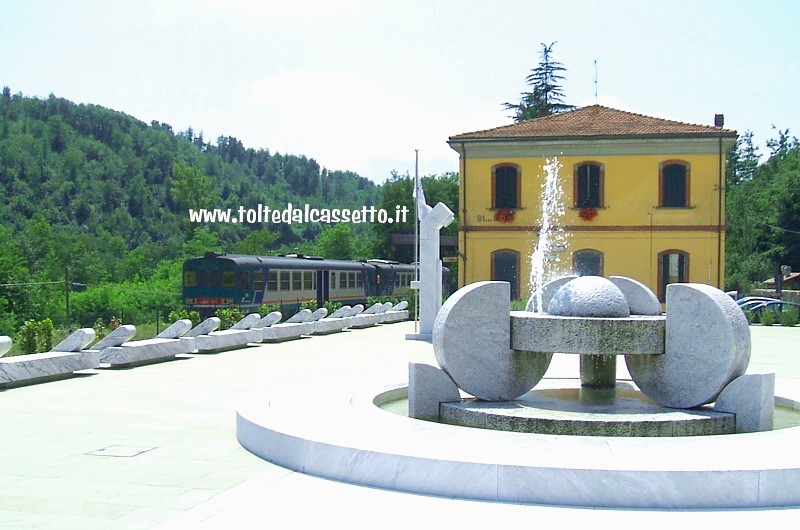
(573, 249), (604, 277)
(491, 249), (520, 300)
(574, 162), (603, 208)
(493, 164), (520, 209)
(660, 161), (690, 207)
(658, 250), (689, 302)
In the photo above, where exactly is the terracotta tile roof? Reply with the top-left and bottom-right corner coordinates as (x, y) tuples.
(449, 105), (737, 141)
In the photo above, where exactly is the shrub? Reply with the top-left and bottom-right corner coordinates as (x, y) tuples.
(323, 300), (342, 314)
(742, 309), (755, 325)
(93, 317), (108, 339)
(299, 299), (317, 311)
(759, 308), (776, 326)
(169, 309), (201, 327)
(15, 318), (55, 355)
(215, 307), (245, 330)
(779, 307), (799, 327)
(259, 303), (280, 316)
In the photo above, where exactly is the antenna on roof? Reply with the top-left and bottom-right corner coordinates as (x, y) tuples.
(593, 59), (598, 104)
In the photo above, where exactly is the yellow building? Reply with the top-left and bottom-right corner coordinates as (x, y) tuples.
(448, 105), (737, 302)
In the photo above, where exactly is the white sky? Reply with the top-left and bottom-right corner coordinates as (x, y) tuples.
(1, 0), (798, 182)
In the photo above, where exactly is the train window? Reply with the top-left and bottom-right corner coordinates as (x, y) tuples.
(303, 271), (313, 290)
(292, 271), (302, 291)
(348, 272), (355, 289)
(183, 271), (197, 288)
(235, 272), (244, 290)
(253, 278), (265, 291)
(356, 273), (363, 288)
(221, 271), (235, 288)
(267, 271), (278, 292)
(211, 270), (221, 287)
(198, 270), (209, 287)
(394, 274), (400, 287)
(280, 271), (290, 291)
(330, 272), (336, 289)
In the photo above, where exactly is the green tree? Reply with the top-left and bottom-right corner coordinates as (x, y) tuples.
(314, 223), (356, 260)
(503, 42), (574, 122)
(725, 129), (800, 292)
(726, 130), (760, 186)
(230, 228), (279, 255)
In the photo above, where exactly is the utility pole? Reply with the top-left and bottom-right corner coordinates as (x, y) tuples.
(65, 267), (71, 332)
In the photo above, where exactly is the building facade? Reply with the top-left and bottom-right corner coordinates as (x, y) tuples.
(448, 105), (737, 302)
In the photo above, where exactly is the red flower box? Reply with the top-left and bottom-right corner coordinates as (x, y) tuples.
(494, 208), (515, 223)
(579, 207), (598, 221)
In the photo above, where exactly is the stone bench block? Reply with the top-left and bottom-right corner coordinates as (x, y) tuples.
(348, 313), (384, 329)
(261, 322), (315, 343)
(380, 310), (409, 324)
(99, 338), (193, 367)
(1, 349), (99, 388)
(311, 318), (350, 335)
(510, 313), (665, 355)
(193, 328), (263, 353)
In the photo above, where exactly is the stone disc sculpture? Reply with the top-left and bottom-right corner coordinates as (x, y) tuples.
(625, 283), (751, 409)
(432, 281), (551, 401)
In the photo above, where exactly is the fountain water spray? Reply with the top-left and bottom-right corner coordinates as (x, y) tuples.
(528, 157), (568, 312)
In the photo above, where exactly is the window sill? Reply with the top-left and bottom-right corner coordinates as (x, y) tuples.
(655, 206), (695, 210)
(487, 207), (525, 211)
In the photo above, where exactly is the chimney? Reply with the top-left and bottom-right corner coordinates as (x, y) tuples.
(714, 114), (724, 127)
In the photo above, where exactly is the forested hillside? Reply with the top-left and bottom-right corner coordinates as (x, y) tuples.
(0, 88), (385, 332)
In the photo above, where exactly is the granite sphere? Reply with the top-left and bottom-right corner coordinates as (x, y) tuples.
(547, 276), (631, 317)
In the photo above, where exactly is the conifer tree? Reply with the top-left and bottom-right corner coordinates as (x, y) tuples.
(504, 41), (574, 122)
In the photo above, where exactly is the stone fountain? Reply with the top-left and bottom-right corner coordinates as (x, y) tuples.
(418, 276), (772, 437)
(236, 157), (798, 509)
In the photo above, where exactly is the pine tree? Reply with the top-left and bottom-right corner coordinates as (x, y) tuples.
(503, 42), (573, 122)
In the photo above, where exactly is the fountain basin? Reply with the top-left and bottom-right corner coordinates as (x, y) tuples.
(237, 372), (800, 509)
(439, 380), (734, 437)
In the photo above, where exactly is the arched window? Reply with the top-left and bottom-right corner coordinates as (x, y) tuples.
(573, 162), (604, 208)
(573, 249), (604, 277)
(660, 161), (690, 207)
(658, 250), (689, 302)
(491, 249), (520, 300)
(493, 164), (520, 209)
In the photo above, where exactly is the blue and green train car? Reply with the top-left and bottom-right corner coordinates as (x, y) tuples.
(183, 253), (422, 316)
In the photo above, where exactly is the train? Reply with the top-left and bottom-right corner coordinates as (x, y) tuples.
(182, 252), (439, 316)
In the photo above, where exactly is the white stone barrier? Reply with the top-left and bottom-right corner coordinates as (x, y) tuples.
(261, 308), (327, 342)
(98, 320), (195, 367)
(193, 314), (265, 354)
(0, 328), (99, 388)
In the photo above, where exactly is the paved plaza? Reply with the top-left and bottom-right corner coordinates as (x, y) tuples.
(1, 321), (799, 529)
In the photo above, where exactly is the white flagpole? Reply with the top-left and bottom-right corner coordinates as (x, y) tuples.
(413, 149), (420, 333)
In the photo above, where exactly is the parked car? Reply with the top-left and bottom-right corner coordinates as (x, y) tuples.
(736, 296), (779, 307)
(750, 300), (800, 323)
